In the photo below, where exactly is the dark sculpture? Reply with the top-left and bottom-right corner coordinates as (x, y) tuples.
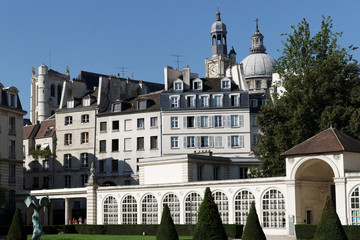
(24, 196), (50, 240)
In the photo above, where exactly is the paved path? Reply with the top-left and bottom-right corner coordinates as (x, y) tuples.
(266, 235), (296, 240)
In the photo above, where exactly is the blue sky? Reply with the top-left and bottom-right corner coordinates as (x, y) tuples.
(0, 0), (359, 118)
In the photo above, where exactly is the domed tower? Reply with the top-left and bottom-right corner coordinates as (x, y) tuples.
(240, 19), (276, 94)
(205, 11), (233, 78)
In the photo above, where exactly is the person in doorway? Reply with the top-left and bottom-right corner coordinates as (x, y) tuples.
(78, 216), (82, 224)
(72, 217), (75, 225)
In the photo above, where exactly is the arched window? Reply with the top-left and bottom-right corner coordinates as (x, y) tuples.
(163, 193), (180, 224)
(351, 186), (360, 225)
(212, 36), (216, 45)
(217, 34), (221, 45)
(142, 194), (158, 224)
(103, 196), (118, 224)
(57, 85), (62, 105)
(185, 192), (202, 224)
(235, 190), (255, 224)
(50, 84), (55, 97)
(213, 191), (229, 223)
(262, 189), (285, 228)
(122, 195), (137, 224)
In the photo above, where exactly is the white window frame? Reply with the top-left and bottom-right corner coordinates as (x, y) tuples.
(65, 116), (72, 126)
(171, 117), (179, 129)
(64, 154), (72, 169)
(200, 95), (209, 108)
(185, 192), (202, 224)
(185, 95), (196, 108)
(171, 137), (179, 148)
(80, 153), (88, 168)
(83, 97), (90, 106)
(213, 191), (229, 224)
(221, 78), (231, 89)
(81, 114), (89, 123)
(170, 95), (180, 108)
(163, 194), (180, 224)
(150, 117), (158, 127)
(230, 94), (240, 107)
(122, 195), (137, 224)
(193, 79), (203, 90)
(67, 100), (74, 108)
(200, 116), (209, 128)
(213, 94), (223, 107)
(262, 189), (286, 228)
(174, 79), (183, 91)
(235, 190), (255, 224)
(214, 115), (223, 128)
(141, 194), (158, 224)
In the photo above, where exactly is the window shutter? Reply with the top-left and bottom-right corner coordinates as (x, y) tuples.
(183, 116), (187, 128)
(240, 135), (244, 148)
(239, 115), (244, 127)
(224, 115), (230, 127)
(209, 116), (213, 127)
(183, 136), (187, 148)
(196, 116), (201, 128)
(195, 136), (200, 147)
(209, 136), (214, 147)
(218, 136), (223, 147)
(227, 136), (231, 148)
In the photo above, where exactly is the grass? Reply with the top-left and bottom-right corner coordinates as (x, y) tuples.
(26, 234), (193, 240)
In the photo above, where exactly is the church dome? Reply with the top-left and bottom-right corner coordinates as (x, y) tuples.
(240, 53), (276, 77)
(211, 11), (227, 34)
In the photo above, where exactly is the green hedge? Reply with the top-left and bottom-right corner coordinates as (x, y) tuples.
(75, 224), (242, 237)
(296, 224), (360, 240)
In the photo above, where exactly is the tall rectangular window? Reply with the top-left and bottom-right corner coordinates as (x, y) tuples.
(186, 95), (196, 108)
(43, 159), (49, 170)
(214, 116), (223, 127)
(64, 134), (72, 145)
(100, 122), (107, 132)
(9, 140), (16, 158)
(213, 95), (223, 107)
(9, 117), (15, 135)
(9, 165), (15, 182)
(112, 120), (119, 131)
(187, 116), (195, 128)
(170, 96), (180, 108)
(187, 136), (195, 148)
(65, 116), (72, 125)
(231, 136), (239, 147)
(137, 137), (144, 150)
(200, 95), (209, 107)
(200, 116), (209, 128)
(150, 136), (158, 149)
(150, 117), (158, 127)
(230, 95), (239, 106)
(81, 174), (88, 187)
(137, 118), (145, 128)
(83, 98), (90, 106)
(65, 175), (71, 188)
(81, 132), (89, 144)
(251, 115), (257, 126)
(201, 136), (209, 147)
(137, 100), (147, 110)
(99, 160), (105, 173)
(112, 160), (119, 173)
(239, 167), (248, 179)
(100, 140), (106, 152)
(231, 115), (239, 127)
(80, 153), (88, 168)
(112, 139), (119, 152)
(81, 114), (89, 123)
(171, 137), (179, 148)
(197, 165), (203, 181)
(64, 154), (72, 169)
(171, 117), (179, 128)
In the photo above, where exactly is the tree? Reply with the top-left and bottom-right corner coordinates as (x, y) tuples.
(314, 196), (347, 240)
(7, 208), (27, 240)
(241, 202), (266, 240)
(193, 187), (227, 240)
(156, 204), (179, 240)
(254, 16), (360, 177)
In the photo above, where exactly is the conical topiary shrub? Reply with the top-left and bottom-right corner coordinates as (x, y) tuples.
(193, 187), (227, 240)
(314, 196), (347, 240)
(7, 208), (27, 240)
(156, 204), (179, 240)
(241, 202), (266, 240)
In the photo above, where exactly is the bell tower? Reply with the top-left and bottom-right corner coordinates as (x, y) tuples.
(205, 11), (234, 78)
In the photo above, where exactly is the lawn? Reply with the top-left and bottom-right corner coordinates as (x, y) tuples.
(26, 234), (193, 240)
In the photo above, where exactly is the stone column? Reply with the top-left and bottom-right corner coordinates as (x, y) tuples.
(86, 185), (97, 224)
(286, 180), (297, 235)
(65, 198), (72, 225)
(49, 202), (53, 225)
(334, 177), (347, 225)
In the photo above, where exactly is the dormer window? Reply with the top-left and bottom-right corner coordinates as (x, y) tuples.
(137, 100), (147, 110)
(200, 95), (209, 108)
(221, 78), (231, 90)
(213, 95), (223, 107)
(8, 93), (16, 108)
(230, 94), (240, 107)
(170, 96), (180, 108)
(193, 79), (202, 91)
(83, 97), (90, 106)
(186, 95), (196, 108)
(112, 103), (121, 112)
(67, 100), (74, 108)
(174, 79), (183, 91)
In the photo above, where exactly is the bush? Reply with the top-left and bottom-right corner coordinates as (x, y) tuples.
(156, 204), (179, 240)
(193, 187), (227, 240)
(343, 225), (360, 240)
(314, 196), (347, 240)
(241, 202), (266, 240)
(295, 224), (317, 240)
(7, 208), (26, 240)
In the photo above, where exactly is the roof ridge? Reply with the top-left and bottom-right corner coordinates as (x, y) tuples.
(331, 128), (346, 151)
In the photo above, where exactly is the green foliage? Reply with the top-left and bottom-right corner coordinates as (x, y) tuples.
(314, 196), (347, 240)
(30, 148), (54, 160)
(156, 204), (179, 240)
(295, 224), (317, 240)
(241, 202), (266, 240)
(254, 16), (360, 177)
(193, 187), (227, 240)
(7, 208), (26, 240)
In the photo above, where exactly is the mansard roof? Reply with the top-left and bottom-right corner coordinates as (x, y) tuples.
(23, 124), (37, 139)
(35, 119), (56, 138)
(281, 128), (360, 156)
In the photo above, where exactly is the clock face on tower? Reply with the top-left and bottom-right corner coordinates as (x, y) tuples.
(209, 62), (219, 78)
